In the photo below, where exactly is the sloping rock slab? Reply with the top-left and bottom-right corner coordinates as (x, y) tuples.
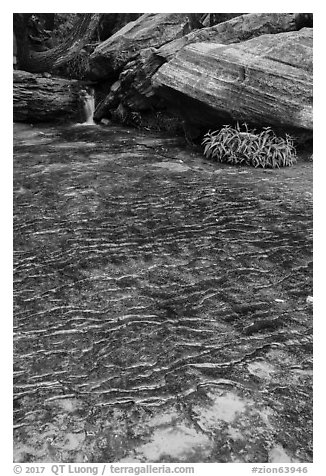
(95, 13), (309, 122)
(152, 28), (313, 131)
(157, 13), (300, 61)
(89, 13), (189, 80)
(13, 70), (81, 123)
(94, 48), (165, 120)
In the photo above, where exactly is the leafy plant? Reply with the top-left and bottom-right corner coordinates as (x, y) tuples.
(202, 123), (297, 168)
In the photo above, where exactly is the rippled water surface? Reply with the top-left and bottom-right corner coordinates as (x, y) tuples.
(13, 123), (313, 463)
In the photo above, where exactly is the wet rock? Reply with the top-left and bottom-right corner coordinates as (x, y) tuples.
(151, 161), (191, 173)
(100, 118), (112, 126)
(13, 124), (313, 463)
(247, 361), (276, 380)
(129, 424), (212, 462)
(152, 28), (312, 132)
(243, 317), (283, 335)
(269, 444), (301, 463)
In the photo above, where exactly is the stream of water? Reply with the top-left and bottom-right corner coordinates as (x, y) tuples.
(80, 89), (95, 125)
(13, 123), (313, 463)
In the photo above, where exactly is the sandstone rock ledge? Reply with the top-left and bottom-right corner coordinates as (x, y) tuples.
(13, 70), (81, 123)
(152, 28), (313, 131)
(89, 13), (189, 80)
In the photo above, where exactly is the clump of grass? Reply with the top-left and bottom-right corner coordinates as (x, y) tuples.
(202, 123), (297, 168)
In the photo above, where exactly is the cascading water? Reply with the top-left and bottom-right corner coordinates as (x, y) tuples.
(80, 88), (95, 125)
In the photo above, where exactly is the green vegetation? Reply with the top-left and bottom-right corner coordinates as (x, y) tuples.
(202, 123), (297, 168)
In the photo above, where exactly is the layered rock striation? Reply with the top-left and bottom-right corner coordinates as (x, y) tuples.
(89, 13), (190, 80)
(13, 70), (82, 122)
(93, 12), (312, 136)
(14, 12), (313, 135)
(152, 28), (313, 131)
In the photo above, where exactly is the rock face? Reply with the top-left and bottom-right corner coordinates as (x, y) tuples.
(94, 13), (312, 130)
(156, 12), (299, 61)
(89, 13), (189, 80)
(94, 48), (165, 121)
(13, 70), (82, 123)
(152, 28), (313, 132)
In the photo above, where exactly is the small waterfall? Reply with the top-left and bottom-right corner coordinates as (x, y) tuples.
(80, 88), (95, 125)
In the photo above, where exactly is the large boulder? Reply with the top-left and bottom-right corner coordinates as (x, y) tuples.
(94, 48), (165, 121)
(89, 13), (189, 80)
(152, 28), (313, 132)
(156, 12), (300, 61)
(94, 13), (311, 125)
(13, 70), (82, 123)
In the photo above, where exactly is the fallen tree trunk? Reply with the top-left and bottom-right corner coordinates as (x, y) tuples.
(13, 70), (82, 123)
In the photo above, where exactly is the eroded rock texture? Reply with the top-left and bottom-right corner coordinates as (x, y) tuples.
(14, 124), (312, 463)
(152, 28), (313, 131)
(13, 70), (81, 123)
(94, 48), (165, 121)
(89, 13), (189, 80)
(94, 13), (312, 135)
(157, 12), (300, 60)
